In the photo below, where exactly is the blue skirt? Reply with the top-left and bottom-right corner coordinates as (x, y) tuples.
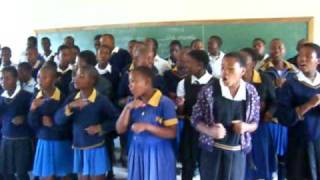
(73, 146), (110, 176)
(32, 139), (73, 177)
(268, 123), (288, 156)
(128, 137), (176, 180)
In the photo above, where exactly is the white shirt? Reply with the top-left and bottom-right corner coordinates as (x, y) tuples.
(219, 78), (246, 101)
(154, 55), (171, 76)
(57, 64), (73, 74)
(112, 47), (120, 54)
(255, 54), (270, 70)
(208, 51), (225, 78)
(1, 86), (21, 99)
(177, 71), (212, 97)
(41, 51), (55, 61)
(297, 71), (320, 87)
(20, 78), (37, 94)
(95, 63), (112, 75)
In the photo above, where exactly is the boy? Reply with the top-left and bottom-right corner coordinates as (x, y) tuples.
(207, 35), (225, 78)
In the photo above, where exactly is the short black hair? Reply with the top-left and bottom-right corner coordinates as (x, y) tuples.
(209, 35), (223, 47)
(131, 66), (155, 87)
(188, 49), (209, 67)
(18, 62), (33, 72)
(57, 44), (71, 53)
(28, 36), (38, 46)
(94, 34), (101, 41)
(301, 43), (320, 59)
(170, 40), (182, 48)
(101, 34), (115, 42)
(145, 38), (158, 53)
(224, 52), (246, 68)
(1, 46), (11, 54)
(41, 61), (58, 78)
(253, 38), (266, 45)
(241, 48), (260, 62)
(190, 39), (202, 47)
(79, 50), (97, 66)
(79, 65), (99, 86)
(2, 66), (18, 78)
(65, 36), (74, 41)
(129, 39), (137, 44)
(41, 37), (51, 44)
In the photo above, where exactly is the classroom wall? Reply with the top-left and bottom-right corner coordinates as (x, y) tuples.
(1, 0), (320, 61)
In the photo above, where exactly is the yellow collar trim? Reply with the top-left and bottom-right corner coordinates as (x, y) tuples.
(36, 88), (61, 101)
(260, 58), (295, 71)
(74, 89), (97, 103)
(148, 90), (162, 107)
(252, 70), (262, 84)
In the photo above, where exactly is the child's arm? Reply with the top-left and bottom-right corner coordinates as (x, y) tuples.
(54, 96), (86, 125)
(132, 123), (177, 139)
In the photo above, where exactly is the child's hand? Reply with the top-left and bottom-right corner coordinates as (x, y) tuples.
(232, 120), (246, 134)
(308, 94), (320, 108)
(69, 99), (89, 110)
(85, 124), (102, 135)
(30, 98), (45, 111)
(12, 116), (25, 125)
(175, 97), (185, 107)
(131, 122), (150, 133)
(208, 123), (226, 139)
(126, 99), (145, 110)
(42, 116), (53, 127)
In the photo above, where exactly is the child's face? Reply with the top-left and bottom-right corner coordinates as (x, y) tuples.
(192, 41), (204, 50)
(185, 55), (203, 76)
(208, 39), (220, 54)
(17, 68), (31, 83)
(100, 36), (114, 50)
(240, 51), (255, 72)
(2, 71), (17, 91)
(134, 52), (153, 69)
(269, 40), (286, 59)
(129, 71), (150, 98)
(59, 49), (72, 67)
(221, 57), (245, 87)
(1, 49), (11, 64)
(74, 69), (93, 90)
(41, 39), (50, 51)
(297, 47), (319, 74)
(253, 40), (265, 55)
(170, 44), (181, 61)
(128, 41), (136, 57)
(27, 49), (38, 63)
(97, 47), (111, 65)
(39, 69), (55, 90)
(64, 38), (74, 47)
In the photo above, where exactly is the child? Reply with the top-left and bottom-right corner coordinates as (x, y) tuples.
(207, 35), (225, 78)
(28, 64), (73, 179)
(41, 37), (55, 62)
(259, 38), (298, 179)
(252, 38), (269, 69)
(18, 62), (37, 94)
(128, 40), (137, 59)
(55, 66), (118, 179)
(56, 45), (73, 96)
(95, 45), (120, 95)
(176, 49), (212, 180)
(0, 66), (33, 180)
(277, 43), (320, 180)
(26, 47), (44, 79)
(241, 48), (277, 180)
(94, 34), (102, 52)
(166, 40), (182, 68)
(0, 47), (13, 69)
(116, 66), (178, 180)
(191, 52), (260, 180)
(287, 38), (308, 66)
(190, 39), (204, 50)
(64, 36), (75, 48)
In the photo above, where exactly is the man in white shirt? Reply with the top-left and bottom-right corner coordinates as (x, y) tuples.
(145, 38), (171, 75)
(208, 35), (225, 78)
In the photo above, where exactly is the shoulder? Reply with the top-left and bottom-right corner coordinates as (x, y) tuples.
(245, 82), (259, 97)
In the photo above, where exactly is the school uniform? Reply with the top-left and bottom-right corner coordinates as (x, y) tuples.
(28, 88), (73, 177)
(95, 63), (120, 97)
(208, 51), (225, 78)
(154, 54), (171, 76)
(31, 60), (44, 80)
(54, 89), (119, 176)
(41, 51), (55, 62)
(191, 78), (260, 180)
(176, 71), (212, 180)
(127, 90), (178, 180)
(245, 70), (278, 180)
(255, 54), (270, 70)
(20, 78), (37, 94)
(0, 86), (34, 176)
(109, 47), (132, 73)
(277, 72), (320, 180)
(56, 65), (73, 96)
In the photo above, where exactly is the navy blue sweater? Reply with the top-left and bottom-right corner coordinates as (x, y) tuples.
(109, 48), (131, 73)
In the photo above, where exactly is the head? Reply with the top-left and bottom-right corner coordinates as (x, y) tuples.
(64, 36), (75, 47)
(1, 47), (12, 65)
(296, 38), (308, 52)
(240, 48), (260, 72)
(70, 45), (80, 64)
(27, 36), (37, 48)
(185, 50), (209, 76)
(129, 66), (155, 98)
(39, 63), (58, 90)
(128, 40), (137, 57)
(17, 62), (33, 83)
(78, 50), (97, 69)
(191, 39), (204, 50)
(176, 48), (190, 75)
(94, 34), (102, 51)
(41, 37), (51, 52)
(144, 38), (158, 58)
(221, 52), (246, 87)
(208, 35), (223, 55)
(169, 40), (182, 62)
(26, 47), (39, 64)
(252, 38), (266, 56)
(97, 45), (111, 66)
(269, 38), (286, 60)
(57, 45), (72, 68)
(297, 43), (320, 74)
(100, 34), (115, 51)
(133, 45), (154, 69)
(2, 66), (18, 92)
(74, 65), (99, 90)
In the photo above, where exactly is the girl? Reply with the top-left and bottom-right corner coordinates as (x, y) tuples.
(55, 66), (118, 180)
(277, 43), (320, 180)
(0, 66), (33, 180)
(116, 66), (178, 180)
(28, 64), (73, 179)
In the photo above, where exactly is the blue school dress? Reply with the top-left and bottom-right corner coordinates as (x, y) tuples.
(128, 90), (177, 180)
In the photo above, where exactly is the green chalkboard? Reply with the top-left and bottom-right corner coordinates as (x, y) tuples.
(36, 17), (313, 59)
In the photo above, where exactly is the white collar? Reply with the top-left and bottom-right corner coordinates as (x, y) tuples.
(95, 63), (112, 75)
(1, 86), (21, 99)
(191, 71), (212, 84)
(24, 78), (36, 86)
(297, 71), (320, 87)
(33, 60), (42, 69)
(209, 51), (225, 59)
(154, 54), (165, 62)
(219, 78), (246, 101)
(42, 51), (54, 58)
(57, 64), (73, 74)
(112, 47), (119, 54)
